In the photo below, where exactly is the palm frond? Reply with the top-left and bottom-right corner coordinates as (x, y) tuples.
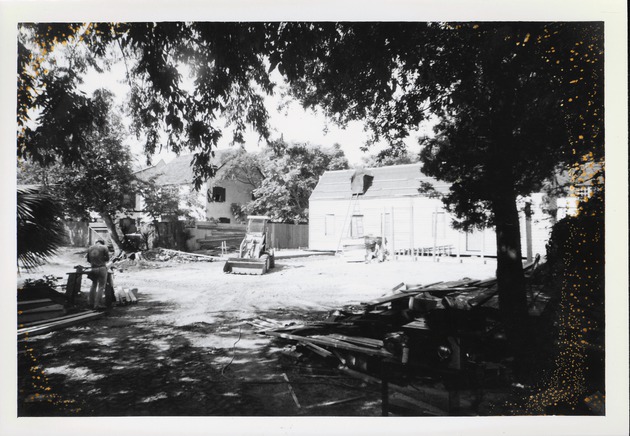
(17, 185), (65, 271)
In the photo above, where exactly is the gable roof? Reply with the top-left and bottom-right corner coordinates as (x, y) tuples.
(310, 163), (450, 201)
(134, 149), (252, 186)
(135, 155), (196, 186)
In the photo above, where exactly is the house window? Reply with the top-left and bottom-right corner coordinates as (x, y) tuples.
(122, 192), (136, 210)
(576, 186), (592, 200)
(325, 214), (335, 236)
(349, 215), (364, 238)
(211, 186), (226, 202)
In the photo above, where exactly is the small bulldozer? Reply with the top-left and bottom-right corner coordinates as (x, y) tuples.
(223, 216), (275, 275)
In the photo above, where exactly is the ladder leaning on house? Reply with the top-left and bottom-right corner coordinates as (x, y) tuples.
(336, 192), (362, 253)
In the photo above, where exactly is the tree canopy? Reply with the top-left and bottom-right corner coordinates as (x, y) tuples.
(360, 148), (420, 168)
(18, 88), (139, 253)
(18, 22), (279, 189)
(215, 141), (348, 222)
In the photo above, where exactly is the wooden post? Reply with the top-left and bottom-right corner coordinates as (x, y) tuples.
(381, 209), (384, 241)
(457, 230), (461, 263)
(380, 361), (389, 416)
(64, 272), (83, 308)
(524, 201), (533, 263)
(391, 207), (396, 261)
(432, 208), (438, 262)
(410, 201), (415, 261)
(481, 229), (486, 264)
(105, 272), (115, 307)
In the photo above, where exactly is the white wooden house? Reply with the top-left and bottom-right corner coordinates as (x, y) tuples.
(308, 163), (556, 260)
(133, 153), (254, 224)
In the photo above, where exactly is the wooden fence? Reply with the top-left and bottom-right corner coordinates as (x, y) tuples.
(268, 223), (308, 249)
(187, 221), (309, 251)
(63, 221), (89, 247)
(80, 220), (311, 252)
(154, 221), (189, 251)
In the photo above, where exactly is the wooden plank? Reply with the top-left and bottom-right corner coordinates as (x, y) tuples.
(362, 292), (417, 310)
(18, 311), (94, 329)
(193, 221), (246, 230)
(339, 366), (450, 415)
(264, 331), (394, 358)
(18, 312), (103, 338)
(197, 236), (243, 244)
(411, 281), (444, 289)
(19, 310), (101, 333)
(420, 279), (474, 289)
(325, 334), (384, 349)
(17, 298), (52, 307)
(473, 277), (498, 288)
(338, 365), (383, 385)
(401, 319), (430, 331)
(18, 304), (64, 315)
(305, 395), (367, 409)
(303, 342), (335, 359)
(467, 288), (499, 307)
(158, 248), (221, 260)
(417, 286), (484, 295)
(282, 373), (301, 409)
(18, 311), (104, 339)
(391, 282), (406, 292)
(332, 350), (347, 365)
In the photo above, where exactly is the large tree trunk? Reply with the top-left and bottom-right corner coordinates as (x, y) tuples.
(492, 186), (530, 372)
(101, 213), (124, 256)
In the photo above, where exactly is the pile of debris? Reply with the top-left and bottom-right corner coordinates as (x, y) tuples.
(257, 259), (549, 415)
(141, 248), (220, 263)
(18, 276), (105, 339)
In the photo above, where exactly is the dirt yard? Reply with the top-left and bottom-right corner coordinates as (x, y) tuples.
(18, 247), (498, 416)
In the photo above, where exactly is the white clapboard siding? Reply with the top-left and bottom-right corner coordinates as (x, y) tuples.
(309, 165), (559, 259)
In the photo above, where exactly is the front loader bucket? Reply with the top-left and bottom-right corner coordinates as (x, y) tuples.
(223, 257), (268, 275)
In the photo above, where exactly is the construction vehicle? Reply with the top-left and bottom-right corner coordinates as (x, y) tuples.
(223, 216), (275, 275)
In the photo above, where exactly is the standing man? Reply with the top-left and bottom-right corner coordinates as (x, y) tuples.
(86, 239), (110, 310)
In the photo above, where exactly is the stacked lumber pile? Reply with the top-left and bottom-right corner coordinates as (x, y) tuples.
(258, 259), (548, 415)
(18, 278), (106, 339)
(195, 222), (246, 249)
(18, 273), (133, 339)
(259, 276), (507, 366)
(18, 280), (69, 326)
(18, 311), (105, 340)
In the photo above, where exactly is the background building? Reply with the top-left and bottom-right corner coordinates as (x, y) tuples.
(134, 153), (254, 224)
(309, 163), (556, 260)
